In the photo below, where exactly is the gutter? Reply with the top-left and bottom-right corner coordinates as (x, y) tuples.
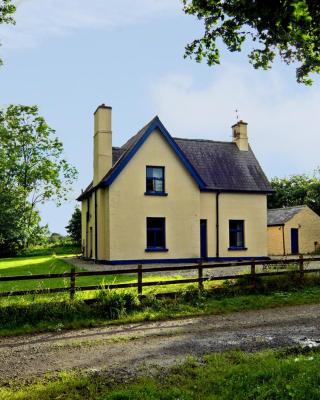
(216, 191), (220, 258)
(282, 225), (286, 256)
(86, 198), (89, 258)
(95, 190), (98, 261)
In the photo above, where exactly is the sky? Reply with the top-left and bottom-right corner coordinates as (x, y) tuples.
(0, 0), (320, 234)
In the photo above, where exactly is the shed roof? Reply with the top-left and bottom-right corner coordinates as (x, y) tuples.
(267, 205), (307, 226)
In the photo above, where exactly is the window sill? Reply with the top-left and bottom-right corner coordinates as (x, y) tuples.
(228, 247), (248, 251)
(144, 192), (168, 196)
(145, 248), (169, 252)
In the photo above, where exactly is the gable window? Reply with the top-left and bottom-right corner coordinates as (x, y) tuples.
(146, 217), (167, 251)
(229, 220), (246, 250)
(145, 166), (167, 195)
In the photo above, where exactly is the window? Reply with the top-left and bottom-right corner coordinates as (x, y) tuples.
(146, 166), (166, 195)
(229, 220), (246, 249)
(146, 217), (167, 251)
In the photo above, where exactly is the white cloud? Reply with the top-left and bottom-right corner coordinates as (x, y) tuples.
(150, 65), (320, 177)
(0, 0), (180, 49)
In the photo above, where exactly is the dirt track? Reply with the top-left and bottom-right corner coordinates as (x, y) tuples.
(1, 303), (320, 384)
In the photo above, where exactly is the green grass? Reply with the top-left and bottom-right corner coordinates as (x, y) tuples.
(2, 346), (320, 399)
(1, 253), (320, 337)
(1, 283), (320, 337)
(0, 254), (187, 298)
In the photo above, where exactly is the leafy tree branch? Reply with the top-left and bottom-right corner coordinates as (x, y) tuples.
(183, 0), (320, 84)
(0, 0), (16, 66)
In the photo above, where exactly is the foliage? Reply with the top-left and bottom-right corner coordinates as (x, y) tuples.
(49, 232), (64, 244)
(0, 0), (16, 66)
(97, 289), (140, 319)
(268, 169), (320, 215)
(65, 207), (81, 245)
(18, 243), (81, 257)
(0, 105), (78, 252)
(0, 291), (139, 330)
(0, 105), (78, 206)
(0, 189), (25, 256)
(3, 346), (320, 399)
(183, 0), (320, 85)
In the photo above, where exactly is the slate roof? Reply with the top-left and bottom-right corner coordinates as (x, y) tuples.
(174, 138), (271, 192)
(77, 116), (272, 201)
(267, 206), (306, 226)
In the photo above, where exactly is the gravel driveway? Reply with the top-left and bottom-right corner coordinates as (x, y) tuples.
(1, 303), (320, 384)
(65, 257), (320, 279)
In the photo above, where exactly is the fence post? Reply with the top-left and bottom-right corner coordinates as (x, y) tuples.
(138, 264), (143, 297)
(251, 258), (256, 290)
(299, 254), (304, 281)
(70, 266), (76, 300)
(198, 260), (204, 291)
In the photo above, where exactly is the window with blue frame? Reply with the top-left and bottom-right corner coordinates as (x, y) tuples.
(146, 217), (166, 250)
(146, 166), (165, 194)
(229, 220), (245, 249)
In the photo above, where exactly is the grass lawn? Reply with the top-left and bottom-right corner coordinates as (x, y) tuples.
(0, 253), (190, 301)
(2, 346), (320, 399)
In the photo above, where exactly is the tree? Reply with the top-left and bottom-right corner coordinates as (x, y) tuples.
(268, 170), (320, 215)
(65, 207), (81, 245)
(183, 0), (320, 85)
(0, 105), (78, 248)
(0, 189), (25, 256)
(49, 233), (64, 244)
(0, 0), (16, 65)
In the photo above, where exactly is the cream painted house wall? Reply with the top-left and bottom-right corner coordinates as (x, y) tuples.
(285, 207), (320, 254)
(267, 225), (285, 256)
(81, 130), (269, 262)
(108, 129), (201, 261)
(267, 206), (320, 255)
(219, 193), (267, 258)
(200, 192), (216, 258)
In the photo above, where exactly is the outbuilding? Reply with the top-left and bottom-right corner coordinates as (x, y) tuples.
(267, 205), (320, 255)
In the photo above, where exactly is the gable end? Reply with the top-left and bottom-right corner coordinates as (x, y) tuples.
(102, 117), (206, 189)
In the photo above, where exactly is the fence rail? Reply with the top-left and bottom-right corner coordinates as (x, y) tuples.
(1, 256), (320, 299)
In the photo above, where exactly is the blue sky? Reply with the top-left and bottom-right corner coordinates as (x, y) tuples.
(1, 0), (320, 234)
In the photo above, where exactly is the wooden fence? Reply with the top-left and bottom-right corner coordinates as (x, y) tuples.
(1, 256), (320, 300)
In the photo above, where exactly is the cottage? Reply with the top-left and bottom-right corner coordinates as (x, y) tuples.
(267, 205), (320, 255)
(77, 104), (272, 264)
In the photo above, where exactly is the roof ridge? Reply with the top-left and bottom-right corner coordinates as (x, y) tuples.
(268, 205), (307, 211)
(121, 116), (159, 150)
(174, 137), (232, 145)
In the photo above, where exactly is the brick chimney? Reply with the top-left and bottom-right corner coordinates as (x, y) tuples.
(93, 104), (112, 186)
(232, 120), (248, 151)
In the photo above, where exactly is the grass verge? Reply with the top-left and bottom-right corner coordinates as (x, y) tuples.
(2, 346), (320, 399)
(1, 281), (320, 337)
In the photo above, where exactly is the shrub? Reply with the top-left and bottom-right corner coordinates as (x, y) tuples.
(96, 290), (140, 319)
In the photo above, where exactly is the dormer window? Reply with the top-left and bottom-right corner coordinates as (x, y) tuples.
(145, 166), (167, 196)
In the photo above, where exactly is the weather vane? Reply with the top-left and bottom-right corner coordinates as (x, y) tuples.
(235, 108), (239, 121)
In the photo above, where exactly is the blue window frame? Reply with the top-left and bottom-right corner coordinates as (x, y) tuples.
(146, 166), (166, 195)
(146, 217), (167, 251)
(229, 220), (246, 250)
